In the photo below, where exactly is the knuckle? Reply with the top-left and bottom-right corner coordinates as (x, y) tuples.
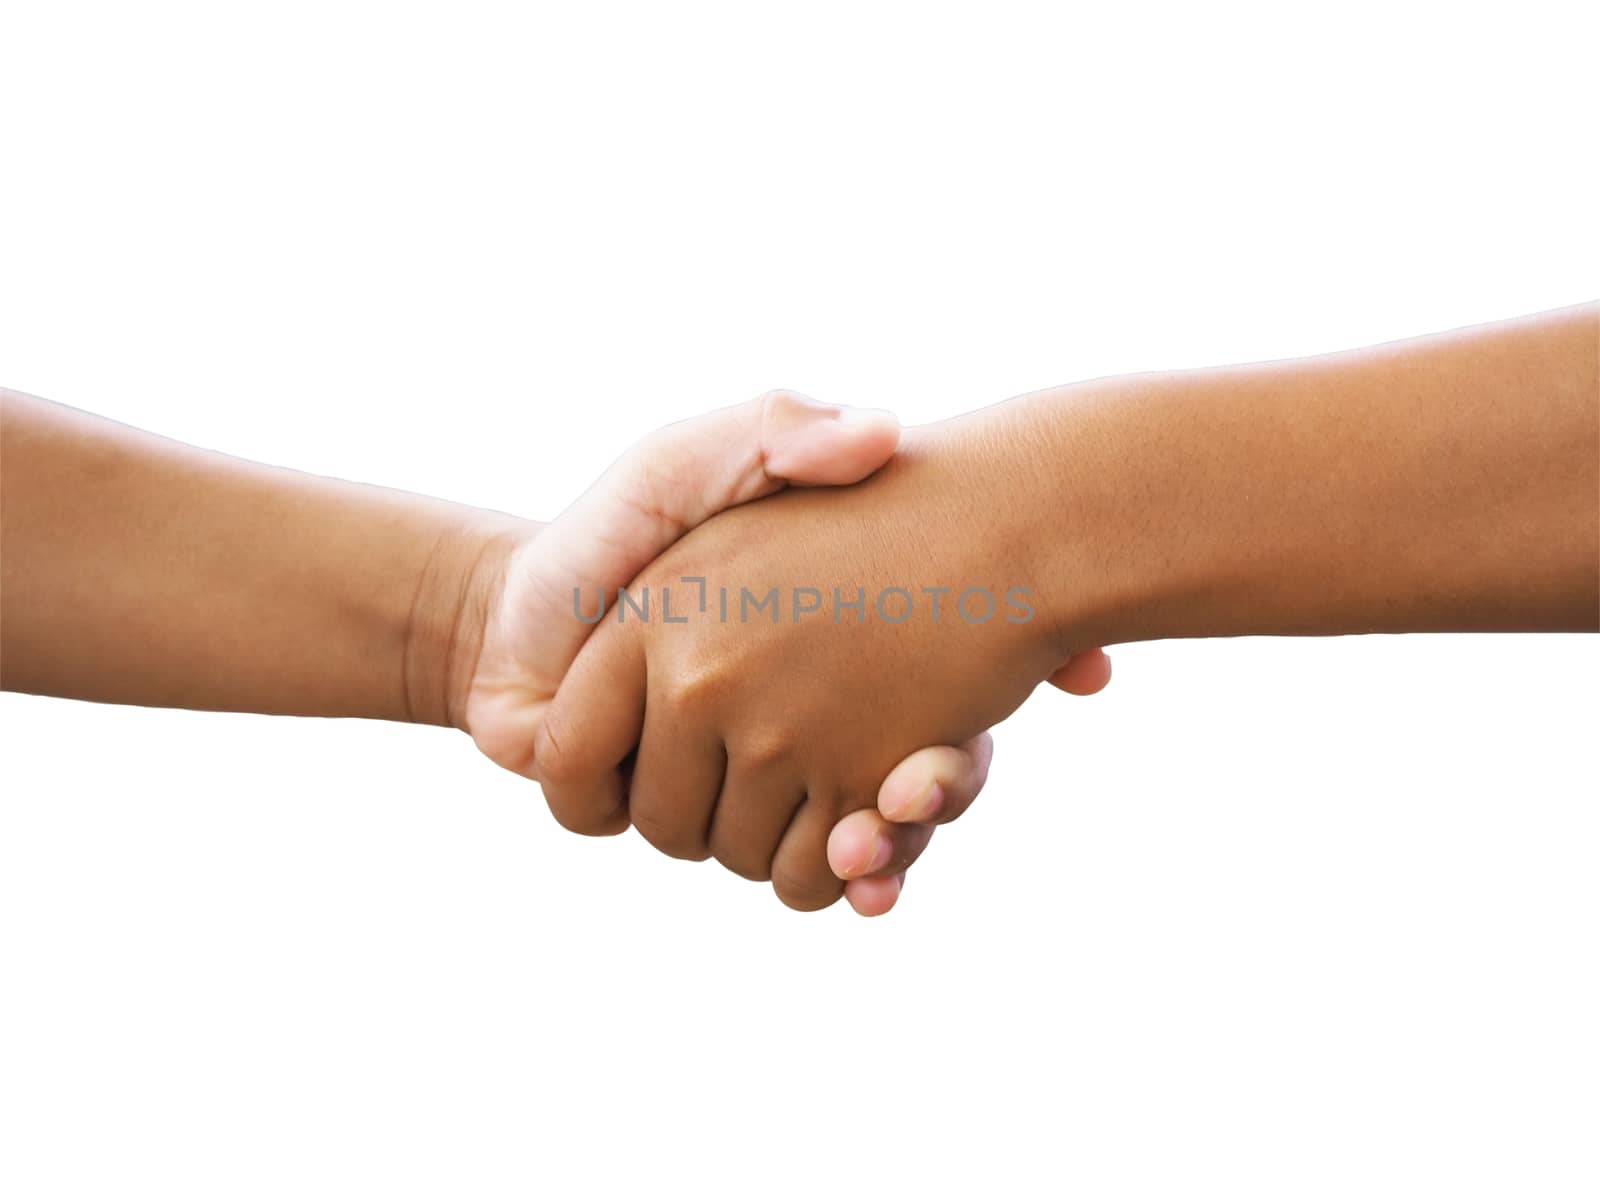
(545, 798), (619, 837)
(734, 730), (792, 773)
(659, 663), (723, 717)
(533, 719), (627, 838)
(532, 716), (584, 787)
(752, 388), (807, 455)
(770, 861), (844, 912)
(630, 805), (706, 861)
(752, 387), (802, 416)
(711, 840), (773, 883)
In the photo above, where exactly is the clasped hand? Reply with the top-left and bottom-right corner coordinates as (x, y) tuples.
(461, 392), (1109, 914)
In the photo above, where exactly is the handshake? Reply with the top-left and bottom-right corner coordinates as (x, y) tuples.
(5, 305), (1592, 914)
(453, 390), (1112, 916)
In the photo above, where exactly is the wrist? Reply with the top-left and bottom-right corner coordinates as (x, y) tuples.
(903, 399), (1091, 668)
(1000, 374), (1206, 656)
(403, 513), (536, 730)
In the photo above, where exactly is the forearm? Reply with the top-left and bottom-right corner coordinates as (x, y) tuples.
(0, 391), (534, 724)
(1019, 304), (1599, 648)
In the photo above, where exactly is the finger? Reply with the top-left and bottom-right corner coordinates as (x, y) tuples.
(827, 810), (934, 880)
(843, 872), (905, 918)
(875, 732), (996, 825)
(756, 391), (900, 485)
(1048, 647), (1112, 695)
(627, 693), (727, 861)
(708, 753), (806, 882)
(769, 798), (852, 912)
(535, 620), (646, 837)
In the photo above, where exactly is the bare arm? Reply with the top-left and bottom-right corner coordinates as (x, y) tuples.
(1024, 303), (1600, 648)
(0, 391), (526, 723)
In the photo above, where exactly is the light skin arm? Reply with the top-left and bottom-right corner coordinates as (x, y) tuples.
(547, 304), (1598, 909)
(0, 389), (520, 723)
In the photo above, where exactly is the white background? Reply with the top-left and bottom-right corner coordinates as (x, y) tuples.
(2, 2), (1597, 1196)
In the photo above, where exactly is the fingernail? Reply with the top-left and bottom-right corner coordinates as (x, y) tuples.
(881, 792), (911, 821)
(864, 833), (893, 875)
(883, 779), (938, 822)
(832, 405), (897, 430)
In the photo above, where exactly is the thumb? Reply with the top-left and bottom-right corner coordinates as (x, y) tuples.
(756, 390), (902, 487)
(614, 387), (901, 529)
(536, 389), (898, 596)
(516, 390), (899, 679)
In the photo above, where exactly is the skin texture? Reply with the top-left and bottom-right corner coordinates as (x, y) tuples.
(543, 304), (1599, 910)
(2, 389), (1080, 914)
(5, 304), (1592, 914)
(538, 412), (1072, 910)
(0, 391), (522, 723)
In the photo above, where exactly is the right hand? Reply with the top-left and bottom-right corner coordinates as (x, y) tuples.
(536, 407), (1087, 910)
